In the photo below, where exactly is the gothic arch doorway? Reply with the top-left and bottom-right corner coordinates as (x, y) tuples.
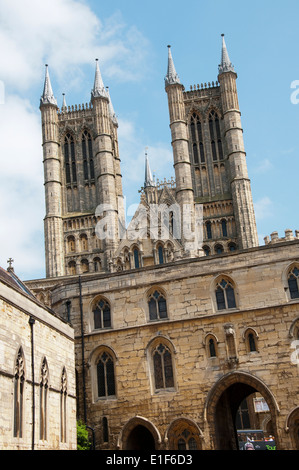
(121, 417), (161, 450)
(204, 371), (279, 450)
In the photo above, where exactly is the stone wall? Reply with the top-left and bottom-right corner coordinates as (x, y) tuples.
(30, 239), (299, 449)
(0, 278), (76, 450)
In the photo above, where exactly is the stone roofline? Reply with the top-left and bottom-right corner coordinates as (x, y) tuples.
(25, 237), (299, 289)
(57, 102), (93, 119)
(264, 229), (299, 245)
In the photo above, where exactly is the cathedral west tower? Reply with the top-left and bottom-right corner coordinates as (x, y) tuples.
(40, 61), (124, 278)
(166, 35), (258, 255)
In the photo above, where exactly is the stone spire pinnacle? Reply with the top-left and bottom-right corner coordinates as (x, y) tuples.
(61, 93), (67, 110)
(218, 34), (235, 74)
(144, 149), (155, 188)
(106, 87), (118, 125)
(40, 64), (57, 106)
(165, 45), (180, 87)
(91, 59), (107, 99)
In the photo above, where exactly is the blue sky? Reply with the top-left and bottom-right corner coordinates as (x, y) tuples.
(0, 0), (298, 280)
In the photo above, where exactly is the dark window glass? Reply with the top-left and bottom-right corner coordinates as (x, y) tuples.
(222, 219), (227, 237)
(289, 276), (299, 299)
(216, 287), (226, 310)
(97, 352), (115, 397)
(248, 333), (256, 352)
(158, 245), (164, 264)
(206, 221), (212, 239)
(153, 351), (163, 389)
(134, 249), (139, 268)
(209, 338), (216, 357)
(226, 285), (236, 308)
(93, 300), (111, 329)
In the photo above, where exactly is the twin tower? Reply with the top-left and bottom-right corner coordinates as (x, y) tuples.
(40, 35), (258, 279)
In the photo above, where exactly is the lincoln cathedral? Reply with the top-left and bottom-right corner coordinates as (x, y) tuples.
(1, 34), (299, 450)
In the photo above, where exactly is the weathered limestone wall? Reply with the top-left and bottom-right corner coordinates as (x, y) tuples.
(41, 240), (299, 450)
(0, 280), (76, 450)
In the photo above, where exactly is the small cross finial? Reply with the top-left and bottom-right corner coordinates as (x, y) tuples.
(7, 258), (14, 272)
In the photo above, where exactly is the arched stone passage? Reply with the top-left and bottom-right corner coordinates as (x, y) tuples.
(204, 371), (280, 450)
(286, 407), (299, 450)
(120, 416), (161, 451)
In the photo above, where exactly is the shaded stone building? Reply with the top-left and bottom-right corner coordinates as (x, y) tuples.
(26, 35), (299, 450)
(0, 264), (76, 450)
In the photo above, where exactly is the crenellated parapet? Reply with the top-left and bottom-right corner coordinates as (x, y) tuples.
(264, 229), (299, 245)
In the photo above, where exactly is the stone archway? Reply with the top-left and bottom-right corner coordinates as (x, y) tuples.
(120, 416), (161, 451)
(286, 407), (299, 449)
(204, 371), (280, 450)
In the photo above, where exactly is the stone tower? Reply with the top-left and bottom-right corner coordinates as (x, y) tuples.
(165, 36), (258, 256)
(40, 65), (64, 278)
(165, 46), (198, 257)
(40, 61), (124, 278)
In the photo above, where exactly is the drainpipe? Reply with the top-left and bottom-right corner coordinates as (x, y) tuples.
(29, 316), (35, 450)
(79, 276), (87, 423)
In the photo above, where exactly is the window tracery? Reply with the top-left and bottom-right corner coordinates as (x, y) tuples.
(148, 290), (167, 321)
(215, 278), (236, 310)
(93, 298), (111, 330)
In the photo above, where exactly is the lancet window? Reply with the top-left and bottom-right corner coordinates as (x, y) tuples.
(14, 347), (25, 438)
(97, 351), (116, 398)
(93, 298), (111, 330)
(208, 111), (223, 161)
(153, 343), (174, 390)
(190, 113), (205, 164)
(82, 130), (94, 181)
(288, 266), (299, 299)
(40, 357), (49, 441)
(64, 133), (77, 184)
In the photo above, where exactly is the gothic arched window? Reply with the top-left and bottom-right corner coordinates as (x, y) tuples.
(82, 130), (94, 181)
(64, 133), (77, 184)
(215, 278), (236, 310)
(157, 245), (164, 264)
(206, 221), (212, 240)
(68, 261), (76, 276)
(14, 347), (25, 438)
(177, 431), (198, 450)
(208, 111), (223, 161)
(93, 298), (111, 330)
(244, 328), (259, 353)
(190, 113), (205, 164)
(133, 247), (140, 269)
(148, 289), (167, 321)
(288, 266), (299, 299)
(97, 351), (116, 398)
(40, 357), (49, 441)
(221, 219), (228, 237)
(153, 343), (174, 390)
(67, 236), (75, 253)
(60, 367), (67, 443)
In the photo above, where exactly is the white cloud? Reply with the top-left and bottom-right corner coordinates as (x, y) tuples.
(0, 95), (44, 278)
(253, 158), (272, 174)
(254, 196), (273, 221)
(0, 0), (150, 92)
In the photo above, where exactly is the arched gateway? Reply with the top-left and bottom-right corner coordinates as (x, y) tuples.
(204, 371), (280, 450)
(120, 416), (161, 450)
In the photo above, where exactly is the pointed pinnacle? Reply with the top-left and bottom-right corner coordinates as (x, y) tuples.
(40, 64), (57, 106)
(91, 58), (108, 100)
(165, 45), (180, 87)
(218, 34), (235, 74)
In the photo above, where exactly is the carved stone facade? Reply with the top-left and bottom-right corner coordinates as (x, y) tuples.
(24, 36), (299, 450)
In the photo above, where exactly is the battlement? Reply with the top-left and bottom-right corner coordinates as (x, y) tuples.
(183, 81), (220, 100)
(264, 229), (299, 245)
(57, 102), (93, 120)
